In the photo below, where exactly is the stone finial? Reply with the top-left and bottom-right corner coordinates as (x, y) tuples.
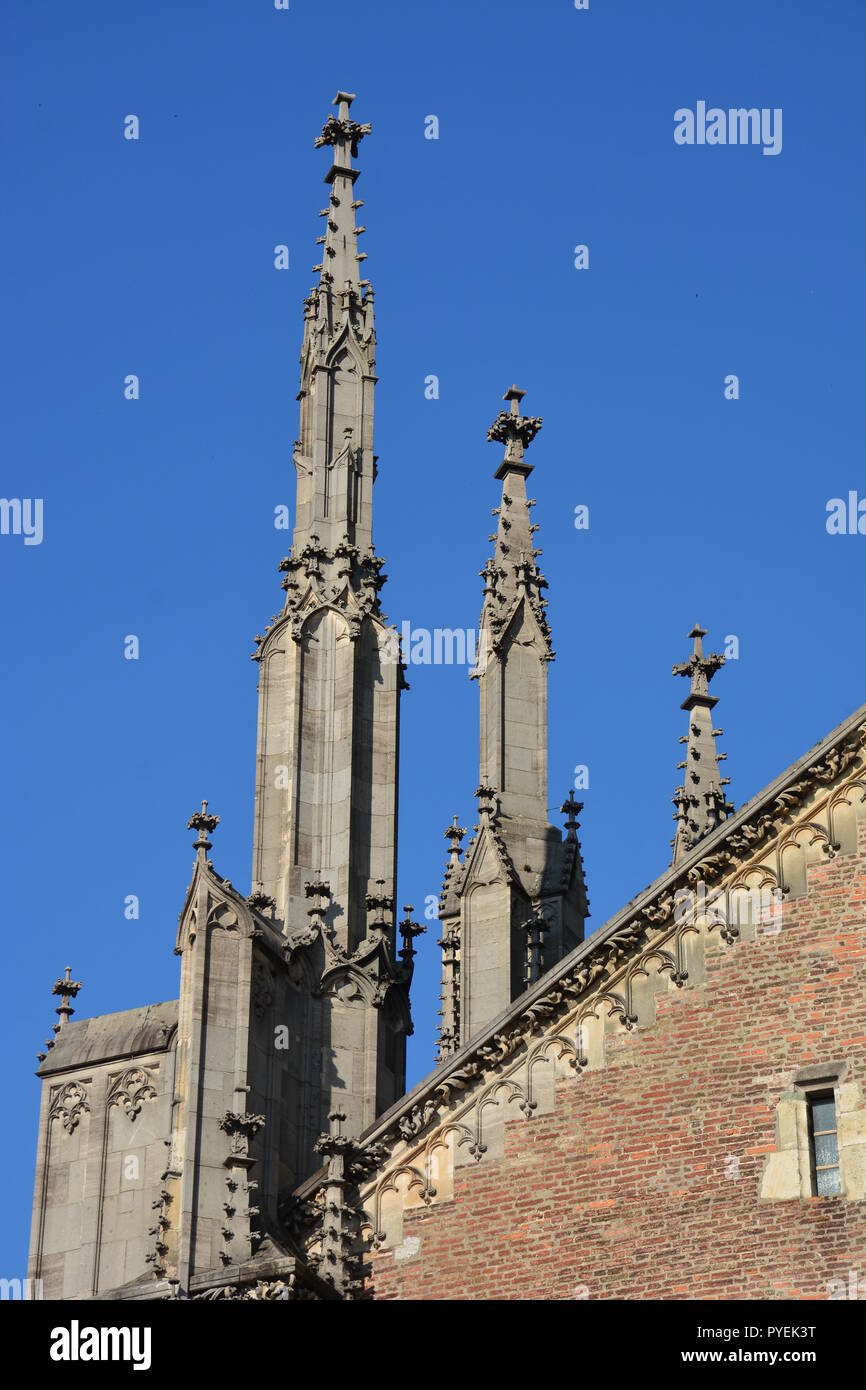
(671, 625), (734, 864)
(444, 814), (467, 866)
(314, 91), (371, 159)
(246, 884), (276, 914)
(309, 92), (373, 307)
(398, 905), (427, 964)
(52, 965), (82, 1027)
(188, 800), (219, 858)
(479, 556), (499, 600)
(365, 879), (394, 936)
(560, 791), (584, 839)
(672, 623), (726, 710)
(314, 1105), (355, 1160)
(304, 877), (331, 931)
(486, 384), (543, 476)
(329, 1106), (347, 1138)
(474, 782), (499, 820)
(479, 385), (553, 662)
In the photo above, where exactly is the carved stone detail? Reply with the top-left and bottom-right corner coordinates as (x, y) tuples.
(108, 1066), (158, 1121)
(49, 1080), (89, 1135)
(191, 1276), (316, 1301)
(251, 960), (275, 1020)
(219, 1111), (266, 1161)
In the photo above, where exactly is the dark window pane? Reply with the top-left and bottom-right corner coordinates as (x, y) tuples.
(814, 1132), (840, 1167)
(816, 1165), (842, 1198)
(811, 1098), (836, 1133)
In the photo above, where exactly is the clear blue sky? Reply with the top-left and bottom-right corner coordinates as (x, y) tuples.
(2, 0), (864, 1277)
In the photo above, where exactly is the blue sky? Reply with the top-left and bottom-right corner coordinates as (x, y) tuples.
(2, 0), (864, 1276)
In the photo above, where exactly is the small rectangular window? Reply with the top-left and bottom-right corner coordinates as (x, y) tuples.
(808, 1092), (842, 1197)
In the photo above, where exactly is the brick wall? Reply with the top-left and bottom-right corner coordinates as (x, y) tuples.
(365, 830), (866, 1299)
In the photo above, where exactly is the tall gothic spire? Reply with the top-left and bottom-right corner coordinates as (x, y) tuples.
(435, 387), (588, 1056)
(292, 90), (378, 558)
(247, 94), (410, 1161)
(671, 624), (734, 863)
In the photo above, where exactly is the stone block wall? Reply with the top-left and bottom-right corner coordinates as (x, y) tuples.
(29, 1038), (175, 1299)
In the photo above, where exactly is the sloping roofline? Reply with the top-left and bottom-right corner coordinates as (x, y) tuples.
(297, 697), (866, 1195)
(36, 1000), (179, 1076)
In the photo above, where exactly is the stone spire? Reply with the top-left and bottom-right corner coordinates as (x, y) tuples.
(249, 94), (409, 1161)
(289, 90), (378, 559)
(312, 92), (371, 293)
(435, 388), (588, 1055)
(671, 624), (734, 863)
(479, 385), (553, 817)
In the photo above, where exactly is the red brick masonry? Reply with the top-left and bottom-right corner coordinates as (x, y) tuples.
(367, 835), (866, 1299)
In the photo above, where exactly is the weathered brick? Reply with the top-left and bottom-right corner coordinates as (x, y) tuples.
(366, 834), (866, 1301)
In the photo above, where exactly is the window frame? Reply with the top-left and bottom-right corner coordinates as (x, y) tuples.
(805, 1086), (842, 1198)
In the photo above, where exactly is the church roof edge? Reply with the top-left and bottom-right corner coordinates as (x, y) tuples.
(294, 696), (866, 1196)
(36, 999), (179, 1076)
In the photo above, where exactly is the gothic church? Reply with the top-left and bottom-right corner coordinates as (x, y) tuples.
(28, 95), (866, 1301)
